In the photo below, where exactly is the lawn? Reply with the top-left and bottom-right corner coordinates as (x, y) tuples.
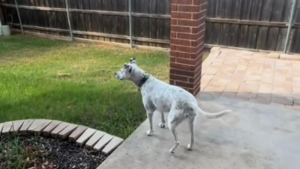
(0, 35), (169, 139)
(0, 35), (209, 139)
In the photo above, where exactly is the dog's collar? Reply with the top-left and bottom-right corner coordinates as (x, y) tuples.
(138, 74), (149, 89)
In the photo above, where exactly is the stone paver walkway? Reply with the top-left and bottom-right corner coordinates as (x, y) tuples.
(201, 47), (300, 110)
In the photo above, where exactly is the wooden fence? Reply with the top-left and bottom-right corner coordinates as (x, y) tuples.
(0, 0), (171, 48)
(205, 0), (300, 54)
(1, 0), (300, 54)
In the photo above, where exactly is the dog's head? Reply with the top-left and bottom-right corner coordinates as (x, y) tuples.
(115, 57), (140, 81)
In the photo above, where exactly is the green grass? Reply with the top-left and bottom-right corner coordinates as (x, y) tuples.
(0, 136), (25, 169)
(0, 35), (170, 138)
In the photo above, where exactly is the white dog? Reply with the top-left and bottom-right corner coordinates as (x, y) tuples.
(115, 58), (231, 153)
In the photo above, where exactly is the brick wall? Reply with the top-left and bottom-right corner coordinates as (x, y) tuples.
(170, 0), (207, 96)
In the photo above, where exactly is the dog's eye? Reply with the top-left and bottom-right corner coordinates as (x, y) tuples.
(128, 67), (133, 73)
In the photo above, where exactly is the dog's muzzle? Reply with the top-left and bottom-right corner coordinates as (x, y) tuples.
(115, 72), (123, 80)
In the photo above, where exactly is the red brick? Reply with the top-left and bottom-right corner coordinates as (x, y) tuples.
(177, 19), (200, 27)
(175, 81), (194, 88)
(190, 46), (204, 59)
(171, 19), (178, 25)
(192, 10), (206, 19)
(171, 12), (192, 19)
(171, 26), (191, 33)
(176, 45), (198, 53)
(172, 0), (193, 5)
(191, 23), (205, 34)
(170, 51), (192, 58)
(200, 2), (208, 10)
(178, 5), (200, 12)
(170, 74), (189, 82)
(189, 76), (201, 83)
(193, 0), (207, 5)
(176, 56), (201, 65)
(191, 36), (204, 47)
(170, 39), (191, 46)
(170, 32), (177, 38)
(177, 30), (204, 40)
(170, 45), (177, 51)
(170, 80), (175, 85)
(170, 68), (195, 77)
(170, 56), (176, 62)
(170, 62), (194, 71)
(171, 4), (178, 11)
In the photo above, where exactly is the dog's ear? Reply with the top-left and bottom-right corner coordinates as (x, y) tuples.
(129, 57), (136, 64)
(124, 64), (133, 73)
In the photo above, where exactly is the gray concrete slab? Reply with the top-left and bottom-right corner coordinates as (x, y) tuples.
(98, 93), (300, 169)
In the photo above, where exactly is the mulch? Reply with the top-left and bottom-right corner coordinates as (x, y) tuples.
(0, 133), (107, 169)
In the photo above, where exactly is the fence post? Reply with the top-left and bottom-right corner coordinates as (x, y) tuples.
(284, 0), (297, 53)
(128, 0), (133, 48)
(65, 0), (73, 41)
(14, 0), (24, 34)
(0, 6), (4, 24)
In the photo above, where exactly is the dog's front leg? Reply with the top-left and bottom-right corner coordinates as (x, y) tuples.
(146, 110), (154, 136)
(143, 99), (155, 136)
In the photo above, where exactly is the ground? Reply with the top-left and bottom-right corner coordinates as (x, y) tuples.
(97, 49), (300, 169)
(0, 35), (170, 139)
(0, 133), (106, 169)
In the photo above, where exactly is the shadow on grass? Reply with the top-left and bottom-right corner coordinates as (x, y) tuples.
(0, 85), (147, 139)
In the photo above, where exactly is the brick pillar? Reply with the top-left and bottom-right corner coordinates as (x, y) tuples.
(170, 0), (207, 95)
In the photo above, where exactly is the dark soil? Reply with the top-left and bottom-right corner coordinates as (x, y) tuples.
(0, 133), (107, 169)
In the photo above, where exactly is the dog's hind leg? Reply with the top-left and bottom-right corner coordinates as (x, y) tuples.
(187, 114), (196, 150)
(158, 111), (166, 128)
(168, 111), (185, 153)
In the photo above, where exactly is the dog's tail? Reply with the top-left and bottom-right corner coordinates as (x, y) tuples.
(190, 102), (231, 118)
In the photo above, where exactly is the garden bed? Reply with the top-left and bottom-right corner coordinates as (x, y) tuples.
(0, 133), (107, 169)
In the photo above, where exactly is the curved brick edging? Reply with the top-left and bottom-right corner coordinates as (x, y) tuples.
(0, 119), (124, 156)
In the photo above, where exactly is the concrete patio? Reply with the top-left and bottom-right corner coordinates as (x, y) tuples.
(98, 92), (300, 169)
(97, 49), (300, 169)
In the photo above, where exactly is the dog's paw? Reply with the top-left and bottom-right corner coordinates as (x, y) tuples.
(158, 123), (166, 128)
(187, 144), (193, 151)
(169, 149), (175, 153)
(146, 130), (153, 136)
(169, 141), (180, 153)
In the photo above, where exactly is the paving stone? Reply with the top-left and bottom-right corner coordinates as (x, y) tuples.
(58, 124), (78, 139)
(51, 122), (70, 138)
(102, 137), (124, 155)
(272, 96), (293, 106)
(0, 123), (3, 136)
(76, 128), (97, 146)
(268, 53), (280, 59)
(2, 122), (13, 134)
(236, 92), (257, 99)
(85, 130), (105, 149)
(69, 125), (88, 142)
(10, 120), (24, 133)
(280, 54), (300, 61)
(33, 120), (52, 134)
(20, 119), (34, 132)
(93, 134), (113, 151)
(43, 120), (62, 136)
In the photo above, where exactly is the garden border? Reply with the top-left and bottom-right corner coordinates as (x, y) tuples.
(0, 119), (124, 168)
